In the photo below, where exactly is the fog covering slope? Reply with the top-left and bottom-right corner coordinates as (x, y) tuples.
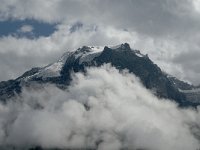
(0, 65), (199, 150)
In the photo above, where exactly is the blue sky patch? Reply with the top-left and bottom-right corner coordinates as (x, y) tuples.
(0, 19), (57, 38)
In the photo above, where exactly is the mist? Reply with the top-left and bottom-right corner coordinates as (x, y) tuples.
(0, 64), (200, 150)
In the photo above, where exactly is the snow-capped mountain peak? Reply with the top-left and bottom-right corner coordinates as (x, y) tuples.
(1, 43), (200, 107)
(18, 43), (145, 81)
(19, 43), (148, 81)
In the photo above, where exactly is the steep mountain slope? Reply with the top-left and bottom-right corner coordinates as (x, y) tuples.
(0, 43), (199, 107)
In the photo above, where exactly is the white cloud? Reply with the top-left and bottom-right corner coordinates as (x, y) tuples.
(18, 25), (33, 33)
(192, 0), (200, 13)
(0, 65), (199, 149)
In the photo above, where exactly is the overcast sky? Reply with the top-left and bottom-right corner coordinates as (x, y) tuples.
(0, 0), (200, 84)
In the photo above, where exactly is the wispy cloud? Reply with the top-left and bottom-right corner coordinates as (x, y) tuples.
(18, 25), (33, 33)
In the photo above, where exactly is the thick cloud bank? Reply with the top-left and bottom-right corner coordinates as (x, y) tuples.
(0, 65), (200, 150)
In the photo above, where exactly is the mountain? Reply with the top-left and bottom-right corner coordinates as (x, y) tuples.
(0, 43), (200, 107)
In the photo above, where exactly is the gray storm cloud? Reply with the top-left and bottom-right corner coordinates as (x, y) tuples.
(0, 64), (199, 150)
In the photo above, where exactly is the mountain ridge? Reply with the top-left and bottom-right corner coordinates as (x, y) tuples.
(0, 43), (200, 107)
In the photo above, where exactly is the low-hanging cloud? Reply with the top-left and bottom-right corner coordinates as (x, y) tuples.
(0, 64), (199, 150)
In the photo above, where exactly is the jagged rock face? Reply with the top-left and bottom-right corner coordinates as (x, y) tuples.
(0, 43), (199, 106)
(92, 46), (186, 104)
(0, 80), (21, 102)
